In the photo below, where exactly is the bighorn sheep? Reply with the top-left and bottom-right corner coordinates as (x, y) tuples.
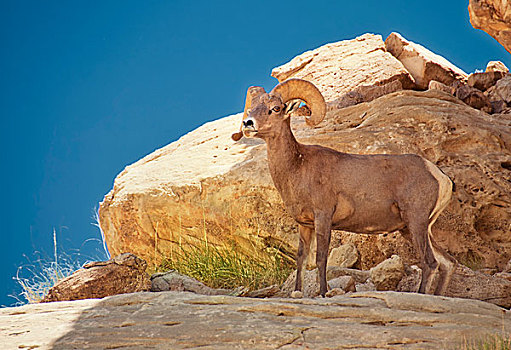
(232, 78), (456, 297)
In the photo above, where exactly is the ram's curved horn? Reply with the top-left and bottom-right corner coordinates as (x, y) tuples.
(271, 78), (326, 126)
(231, 86), (266, 141)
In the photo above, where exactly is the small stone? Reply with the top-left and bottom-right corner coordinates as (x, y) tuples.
(327, 276), (356, 292)
(290, 290), (304, 299)
(428, 80), (454, 94)
(486, 61), (509, 73)
(356, 280), (377, 292)
(370, 255), (405, 291)
(151, 270), (233, 296)
(328, 243), (359, 268)
(326, 266), (370, 283)
(281, 269), (320, 298)
(325, 288), (345, 297)
(397, 265), (423, 292)
(243, 285), (280, 298)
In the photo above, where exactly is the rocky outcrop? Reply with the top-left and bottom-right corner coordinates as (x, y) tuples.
(2, 291), (510, 349)
(99, 89), (511, 291)
(41, 253), (150, 302)
(325, 90), (511, 274)
(99, 31), (511, 307)
(385, 32), (467, 89)
(271, 33), (415, 101)
(469, 0), (511, 54)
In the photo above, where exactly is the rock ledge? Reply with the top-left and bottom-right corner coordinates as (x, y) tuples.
(1, 291), (509, 349)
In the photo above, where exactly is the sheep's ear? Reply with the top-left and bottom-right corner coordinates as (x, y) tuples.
(284, 100), (311, 120)
(283, 100), (300, 119)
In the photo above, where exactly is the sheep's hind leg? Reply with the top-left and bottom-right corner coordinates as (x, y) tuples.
(426, 217), (456, 295)
(406, 217), (455, 295)
(293, 224), (313, 298)
(404, 219), (440, 294)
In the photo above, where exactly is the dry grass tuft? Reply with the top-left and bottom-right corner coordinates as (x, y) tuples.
(157, 241), (293, 291)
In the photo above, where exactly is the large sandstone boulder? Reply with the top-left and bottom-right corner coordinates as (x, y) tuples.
(270, 33), (415, 101)
(99, 89), (511, 282)
(99, 114), (296, 267)
(469, 0), (511, 54)
(385, 32), (467, 89)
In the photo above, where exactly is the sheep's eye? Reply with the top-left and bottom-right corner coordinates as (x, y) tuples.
(268, 109), (272, 115)
(272, 106), (281, 113)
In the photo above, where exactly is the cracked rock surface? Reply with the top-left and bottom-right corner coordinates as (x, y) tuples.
(1, 291), (509, 349)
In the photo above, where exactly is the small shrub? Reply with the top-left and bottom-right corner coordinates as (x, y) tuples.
(157, 241), (293, 291)
(12, 216), (110, 305)
(13, 255), (83, 304)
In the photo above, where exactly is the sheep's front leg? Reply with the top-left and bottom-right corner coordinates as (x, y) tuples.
(295, 224), (313, 294)
(315, 212), (332, 297)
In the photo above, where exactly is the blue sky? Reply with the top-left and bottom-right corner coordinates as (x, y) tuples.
(1, 0), (509, 306)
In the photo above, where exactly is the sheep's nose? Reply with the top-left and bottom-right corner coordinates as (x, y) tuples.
(243, 119), (254, 127)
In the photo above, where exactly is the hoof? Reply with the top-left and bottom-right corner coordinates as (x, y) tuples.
(291, 290), (303, 299)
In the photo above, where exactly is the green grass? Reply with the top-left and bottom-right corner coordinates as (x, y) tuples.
(157, 241), (293, 291)
(459, 250), (484, 271)
(459, 334), (511, 350)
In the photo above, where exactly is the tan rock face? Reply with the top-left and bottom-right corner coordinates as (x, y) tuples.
(469, 0), (511, 54)
(385, 32), (467, 89)
(271, 33), (415, 101)
(3, 291), (510, 350)
(99, 114), (285, 269)
(99, 89), (511, 279)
